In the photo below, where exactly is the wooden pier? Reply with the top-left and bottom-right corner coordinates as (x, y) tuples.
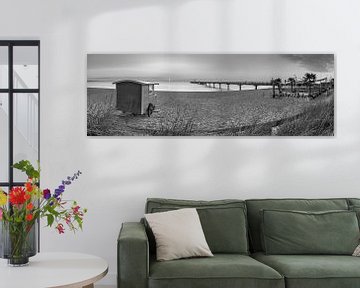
(191, 78), (334, 99)
(190, 80), (272, 91)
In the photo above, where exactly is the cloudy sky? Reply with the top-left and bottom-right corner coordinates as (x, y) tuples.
(87, 54), (334, 82)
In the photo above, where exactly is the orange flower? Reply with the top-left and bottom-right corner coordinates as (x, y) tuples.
(26, 214), (33, 221)
(24, 193), (31, 200)
(26, 203), (34, 210)
(25, 182), (33, 192)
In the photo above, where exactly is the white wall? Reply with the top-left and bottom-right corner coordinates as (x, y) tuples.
(1, 0), (360, 285)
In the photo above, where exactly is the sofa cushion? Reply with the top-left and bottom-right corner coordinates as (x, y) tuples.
(149, 254), (284, 288)
(145, 208), (213, 261)
(347, 199), (360, 229)
(261, 209), (359, 255)
(252, 252), (360, 288)
(146, 198), (249, 254)
(347, 198), (360, 207)
(350, 206), (360, 227)
(246, 198), (349, 252)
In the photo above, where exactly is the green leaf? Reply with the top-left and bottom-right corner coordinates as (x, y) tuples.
(12, 160), (30, 170)
(75, 215), (83, 230)
(47, 205), (60, 217)
(47, 214), (54, 227)
(12, 160), (40, 180)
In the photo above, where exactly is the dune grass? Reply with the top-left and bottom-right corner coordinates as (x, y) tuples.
(87, 95), (116, 136)
(276, 97), (334, 136)
(146, 106), (196, 136)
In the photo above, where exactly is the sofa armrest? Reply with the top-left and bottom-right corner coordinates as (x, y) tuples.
(118, 222), (149, 288)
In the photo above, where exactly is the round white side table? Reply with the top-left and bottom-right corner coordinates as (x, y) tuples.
(0, 252), (108, 288)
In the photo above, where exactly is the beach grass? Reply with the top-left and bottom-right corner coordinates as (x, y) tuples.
(276, 96), (334, 136)
(87, 93), (116, 136)
(147, 106), (196, 136)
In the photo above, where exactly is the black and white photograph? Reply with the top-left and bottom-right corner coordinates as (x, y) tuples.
(87, 54), (334, 136)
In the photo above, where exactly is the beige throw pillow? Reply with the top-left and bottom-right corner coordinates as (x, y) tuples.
(353, 244), (360, 256)
(145, 208), (213, 261)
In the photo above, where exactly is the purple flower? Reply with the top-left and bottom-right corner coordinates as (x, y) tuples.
(43, 189), (51, 200)
(54, 170), (82, 199)
(54, 189), (63, 198)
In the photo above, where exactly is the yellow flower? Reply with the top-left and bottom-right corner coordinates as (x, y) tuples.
(0, 190), (7, 206)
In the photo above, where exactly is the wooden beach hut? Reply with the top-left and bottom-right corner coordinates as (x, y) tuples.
(112, 80), (158, 115)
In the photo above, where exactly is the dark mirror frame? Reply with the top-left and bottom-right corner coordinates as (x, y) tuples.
(0, 40), (40, 250)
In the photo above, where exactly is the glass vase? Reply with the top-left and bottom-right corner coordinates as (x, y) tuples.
(0, 220), (37, 266)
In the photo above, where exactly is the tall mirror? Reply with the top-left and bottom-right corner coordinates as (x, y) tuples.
(0, 40), (40, 215)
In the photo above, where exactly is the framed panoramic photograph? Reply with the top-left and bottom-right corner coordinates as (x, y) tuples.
(87, 54), (334, 136)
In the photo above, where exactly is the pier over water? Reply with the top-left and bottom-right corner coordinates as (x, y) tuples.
(190, 80), (272, 91)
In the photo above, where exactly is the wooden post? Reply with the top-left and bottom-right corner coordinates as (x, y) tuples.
(239, 84), (242, 91)
(255, 85), (258, 90)
(272, 84), (276, 98)
(278, 83), (282, 96)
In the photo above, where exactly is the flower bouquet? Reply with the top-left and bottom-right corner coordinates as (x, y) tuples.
(0, 160), (87, 266)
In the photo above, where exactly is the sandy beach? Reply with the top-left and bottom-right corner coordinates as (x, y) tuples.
(87, 88), (326, 136)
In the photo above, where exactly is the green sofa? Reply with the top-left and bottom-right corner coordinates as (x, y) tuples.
(118, 198), (360, 288)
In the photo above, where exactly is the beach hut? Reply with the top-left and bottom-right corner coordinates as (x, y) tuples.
(112, 80), (158, 115)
